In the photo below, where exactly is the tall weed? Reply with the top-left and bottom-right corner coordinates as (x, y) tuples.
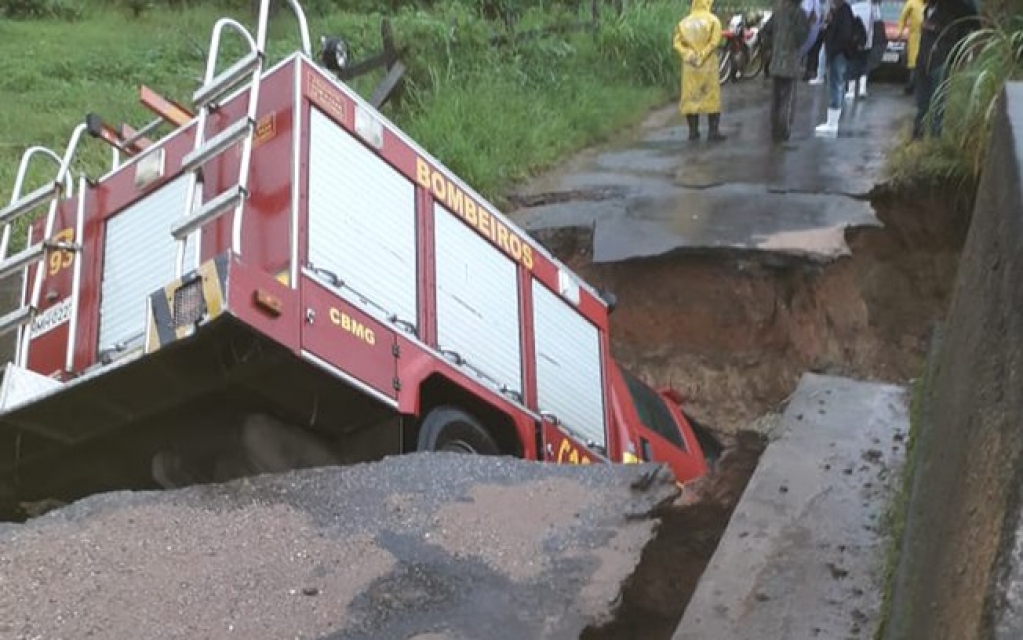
(892, 15), (1023, 184)
(596, 1), (682, 88)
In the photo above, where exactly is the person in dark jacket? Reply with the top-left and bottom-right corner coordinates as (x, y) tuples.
(770, 0), (811, 141)
(912, 0), (979, 138)
(815, 0), (856, 136)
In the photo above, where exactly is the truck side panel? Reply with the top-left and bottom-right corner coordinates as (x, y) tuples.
(97, 175), (198, 356)
(24, 198), (79, 377)
(196, 61), (297, 278)
(299, 62), (610, 335)
(433, 201), (523, 396)
(300, 276), (399, 405)
(531, 279), (607, 451)
(306, 106), (418, 331)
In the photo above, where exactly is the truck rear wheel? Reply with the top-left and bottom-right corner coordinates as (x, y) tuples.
(416, 406), (500, 455)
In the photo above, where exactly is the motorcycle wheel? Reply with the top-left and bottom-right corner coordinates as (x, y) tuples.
(718, 47), (733, 85)
(744, 45), (765, 79)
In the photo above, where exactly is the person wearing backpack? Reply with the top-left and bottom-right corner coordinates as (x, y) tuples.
(815, 0), (856, 136)
(844, 0), (874, 99)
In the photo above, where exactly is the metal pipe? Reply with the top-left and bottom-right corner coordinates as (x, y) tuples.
(55, 123), (90, 187)
(204, 18), (258, 85)
(0, 146), (73, 267)
(65, 173), (87, 373)
(284, 0), (313, 57)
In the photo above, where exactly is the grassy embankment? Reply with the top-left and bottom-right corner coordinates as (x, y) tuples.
(0, 0), (692, 215)
(884, 13), (1023, 188)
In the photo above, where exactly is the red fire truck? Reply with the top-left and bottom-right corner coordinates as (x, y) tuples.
(0, 0), (716, 510)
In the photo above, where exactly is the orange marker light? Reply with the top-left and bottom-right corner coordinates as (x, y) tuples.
(253, 289), (282, 316)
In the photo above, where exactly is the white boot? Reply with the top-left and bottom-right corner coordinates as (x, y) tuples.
(809, 49), (827, 84)
(815, 107), (841, 137)
(858, 75), (868, 97)
(845, 80), (856, 100)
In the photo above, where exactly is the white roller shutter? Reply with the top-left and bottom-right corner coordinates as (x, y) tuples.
(532, 280), (606, 447)
(98, 175), (197, 353)
(434, 203), (521, 394)
(307, 108), (417, 329)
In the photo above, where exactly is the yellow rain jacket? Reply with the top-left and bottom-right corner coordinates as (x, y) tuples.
(673, 0), (722, 115)
(899, 0), (925, 68)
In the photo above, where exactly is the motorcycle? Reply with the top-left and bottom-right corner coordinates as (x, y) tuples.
(718, 11), (770, 84)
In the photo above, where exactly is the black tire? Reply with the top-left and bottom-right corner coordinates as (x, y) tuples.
(416, 405), (500, 455)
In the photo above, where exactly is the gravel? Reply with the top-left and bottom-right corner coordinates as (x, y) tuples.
(0, 453), (678, 640)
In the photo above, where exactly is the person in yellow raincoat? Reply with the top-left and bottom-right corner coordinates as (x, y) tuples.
(898, 0), (924, 94)
(673, 0), (727, 142)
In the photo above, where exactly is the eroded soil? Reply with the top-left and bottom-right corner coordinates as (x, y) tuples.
(533, 183), (972, 437)
(530, 181), (973, 639)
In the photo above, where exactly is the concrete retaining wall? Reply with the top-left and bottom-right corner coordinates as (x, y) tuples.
(884, 82), (1023, 640)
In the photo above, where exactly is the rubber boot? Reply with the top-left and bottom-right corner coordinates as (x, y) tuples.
(707, 113), (727, 142)
(686, 114), (700, 140)
(845, 79), (856, 101)
(814, 107), (841, 137)
(858, 75), (868, 97)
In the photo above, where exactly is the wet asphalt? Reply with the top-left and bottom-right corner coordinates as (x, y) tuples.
(0, 453), (678, 640)
(511, 79), (916, 262)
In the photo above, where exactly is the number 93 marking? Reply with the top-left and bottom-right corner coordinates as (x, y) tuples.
(47, 228), (74, 276)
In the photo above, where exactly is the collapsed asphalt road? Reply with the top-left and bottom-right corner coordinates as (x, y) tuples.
(511, 81), (915, 262)
(0, 453), (679, 640)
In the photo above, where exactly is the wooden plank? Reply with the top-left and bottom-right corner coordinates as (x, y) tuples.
(370, 61), (407, 109)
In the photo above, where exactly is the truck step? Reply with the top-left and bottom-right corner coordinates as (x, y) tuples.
(171, 184), (246, 240)
(0, 243), (44, 281)
(0, 307), (33, 339)
(180, 117), (254, 175)
(192, 51), (262, 109)
(0, 182), (59, 227)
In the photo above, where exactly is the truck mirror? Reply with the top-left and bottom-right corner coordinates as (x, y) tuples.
(319, 35), (351, 73)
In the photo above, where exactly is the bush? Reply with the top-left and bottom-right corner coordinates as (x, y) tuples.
(930, 19), (1023, 177)
(596, 0), (681, 88)
(0, 0), (82, 20)
(890, 16), (1023, 185)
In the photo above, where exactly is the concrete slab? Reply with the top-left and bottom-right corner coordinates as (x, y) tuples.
(672, 373), (909, 640)
(511, 82), (915, 262)
(0, 453), (678, 640)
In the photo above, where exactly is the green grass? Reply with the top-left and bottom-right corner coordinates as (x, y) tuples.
(0, 0), (683, 221)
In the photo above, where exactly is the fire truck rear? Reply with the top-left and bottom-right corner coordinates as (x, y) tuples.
(0, 0), (716, 512)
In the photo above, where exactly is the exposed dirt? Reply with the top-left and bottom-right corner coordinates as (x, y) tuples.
(529, 181), (973, 639)
(533, 183), (973, 436)
(582, 431), (766, 640)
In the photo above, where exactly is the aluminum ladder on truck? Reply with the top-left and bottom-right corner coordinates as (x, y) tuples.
(0, 125), (89, 371)
(170, 0), (312, 277)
